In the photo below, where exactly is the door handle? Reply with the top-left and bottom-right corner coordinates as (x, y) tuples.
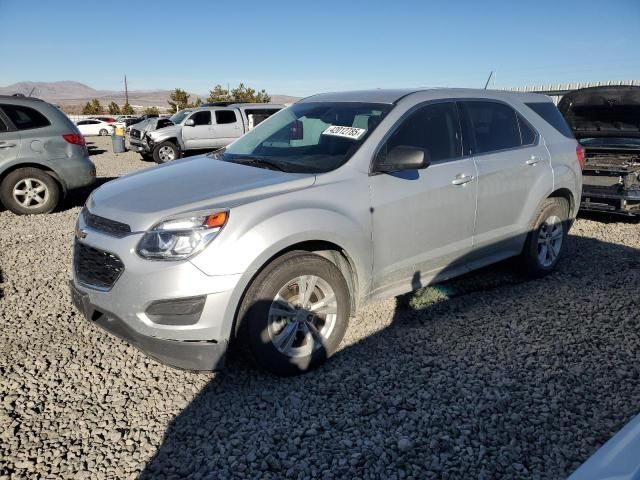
(526, 155), (544, 165)
(0, 142), (16, 149)
(451, 174), (474, 186)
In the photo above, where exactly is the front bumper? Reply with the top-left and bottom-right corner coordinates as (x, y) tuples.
(70, 281), (227, 370)
(126, 135), (151, 153)
(70, 215), (244, 370)
(580, 186), (640, 215)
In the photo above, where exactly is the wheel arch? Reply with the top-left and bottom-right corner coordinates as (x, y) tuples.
(548, 187), (575, 217)
(229, 240), (360, 341)
(0, 162), (66, 195)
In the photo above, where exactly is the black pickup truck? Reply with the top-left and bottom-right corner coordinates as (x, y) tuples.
(558, 85), (640, 216)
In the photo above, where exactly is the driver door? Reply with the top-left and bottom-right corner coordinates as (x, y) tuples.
(369, 101), (477, 297)
(182, 110), (212, 149)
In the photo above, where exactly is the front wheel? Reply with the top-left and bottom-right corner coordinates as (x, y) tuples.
(521, 197), (569, 277)
(99, 128), (109, 136)
(237, 252), (351, 376)
(152, 141), (179, 163)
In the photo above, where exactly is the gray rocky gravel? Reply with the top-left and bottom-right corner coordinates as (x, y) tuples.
(1, 136), (639, 479)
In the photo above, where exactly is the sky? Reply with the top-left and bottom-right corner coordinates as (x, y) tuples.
(0, 0), (638, 97)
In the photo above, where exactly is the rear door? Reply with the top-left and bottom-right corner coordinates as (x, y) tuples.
(212, 109), (242, 147)
(460, 100), (553, 264)
(182, 110), (212, 149)
(0, 109), (21, 167)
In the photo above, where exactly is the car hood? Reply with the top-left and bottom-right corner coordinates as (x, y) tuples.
(558, 86), (640, 139)
(148, 124), (181, 140)
(87, 155), (316, 231)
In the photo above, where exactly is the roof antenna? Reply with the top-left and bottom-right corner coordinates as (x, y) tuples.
(484, 71), (494, 90)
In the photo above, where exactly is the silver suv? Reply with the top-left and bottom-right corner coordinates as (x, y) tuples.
(70, 88), (582, 376)
(0, 95), (96, 214)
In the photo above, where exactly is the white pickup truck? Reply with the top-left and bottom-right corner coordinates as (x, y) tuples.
(143, 103), (284, 163)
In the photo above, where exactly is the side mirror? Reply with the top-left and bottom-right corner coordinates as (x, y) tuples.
(377, 145), (430, 173)
(184, 118), (195, 127)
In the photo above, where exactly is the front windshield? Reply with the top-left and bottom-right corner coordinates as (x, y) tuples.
(170, 110), (191, 125)
(215, 102), (392, 173)
(579, 137), (640, 147)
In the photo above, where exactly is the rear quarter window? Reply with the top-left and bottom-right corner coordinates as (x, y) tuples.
(525, 102), (574, 138)
(0, 104), (51, 130)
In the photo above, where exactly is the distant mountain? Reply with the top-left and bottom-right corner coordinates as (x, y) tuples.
(0, 81), (299, 108)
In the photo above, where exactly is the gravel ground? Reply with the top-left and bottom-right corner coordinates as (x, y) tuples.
(1, 135), (639, 479)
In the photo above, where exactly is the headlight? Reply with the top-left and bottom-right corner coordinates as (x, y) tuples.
(136, 210), (228, 260)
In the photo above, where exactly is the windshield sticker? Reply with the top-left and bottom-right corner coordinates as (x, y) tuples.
(322, 125), (367, 140)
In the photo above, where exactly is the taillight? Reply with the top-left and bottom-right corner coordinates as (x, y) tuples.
(63, 133), (86, 146)
(575, 144), (585, 170)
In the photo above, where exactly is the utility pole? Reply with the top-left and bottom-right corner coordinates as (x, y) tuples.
(124, 74), (129, 105)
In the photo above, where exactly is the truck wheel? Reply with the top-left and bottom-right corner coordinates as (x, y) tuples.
(237, 252), (351, 376)
(153, 141), (179, 163)
(0, 168), (59, 215)
(521, 197), (569, 277)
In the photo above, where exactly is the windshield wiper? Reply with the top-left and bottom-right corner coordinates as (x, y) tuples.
(227, 156), (287, 172)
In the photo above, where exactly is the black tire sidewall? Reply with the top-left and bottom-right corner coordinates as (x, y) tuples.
(523, 198), (569, 276)
(239, 252), (351, 376)
(152, 141), (178, 164)
(0, 168), (59, 215)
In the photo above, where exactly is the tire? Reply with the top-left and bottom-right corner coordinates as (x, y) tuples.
(521, 197), (569, 277)
(153, 141), (179, 163)
(99, 129), (109, 136)
(236, 251), (351, 376)
(0, 168), (60, 215)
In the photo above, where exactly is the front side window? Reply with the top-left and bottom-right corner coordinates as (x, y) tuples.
(216, 102), (392, 173)
(463, 101), (521, 154)
(190, 111), (211, 126)
(1, 104), (50, 130)
(215, 110), (237, 124)
(380, 102), (462, 164)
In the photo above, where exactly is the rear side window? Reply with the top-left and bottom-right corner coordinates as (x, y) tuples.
(190, 111), (211, 126)
(518, 114), (537, 146)
(215, 110), (237, 124)
(0, 116), (7, 132)
(525, 102), (574, 138)
(383, 102), (462, 163)
(1, 104), (50, 130)
(463, 101), (521, 154)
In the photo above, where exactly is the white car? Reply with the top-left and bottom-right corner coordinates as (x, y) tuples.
(75, 119), (114, 137)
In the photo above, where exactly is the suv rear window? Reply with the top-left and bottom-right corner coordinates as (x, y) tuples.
(0, 104), (50, 130)
(525, 102), (574, 138)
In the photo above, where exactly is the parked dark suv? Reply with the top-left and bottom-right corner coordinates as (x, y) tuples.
(0, 95), (96, 214)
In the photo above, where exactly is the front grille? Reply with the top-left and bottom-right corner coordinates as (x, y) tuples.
(74, 242), (124, 290)
(130, 129), (141, 139)
(83, 209), (131, 238)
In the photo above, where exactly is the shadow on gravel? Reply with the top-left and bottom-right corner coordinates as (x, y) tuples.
(0, 267), (4, 300)
(57, 177), (117, 212)
(138, 234), (640, 479)
(578, 210), (640, 224)
(87, 148), (107, 156)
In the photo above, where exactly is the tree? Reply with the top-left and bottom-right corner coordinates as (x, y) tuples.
(206, 83), (271, 104)
(108, 102), (121, 115)
(144, 106), (160, 116)
(82, 98), (104, 115)
(121, 103), (135, 115)
(167, 88), (192, 113)
(191, 97), (203, 108)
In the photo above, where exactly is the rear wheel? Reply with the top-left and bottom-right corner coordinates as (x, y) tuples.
(237, 252), (351, 376)
(153, 141), (179, 163)
(521, 197), (569, 277)
(0, 168), (59, 215)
